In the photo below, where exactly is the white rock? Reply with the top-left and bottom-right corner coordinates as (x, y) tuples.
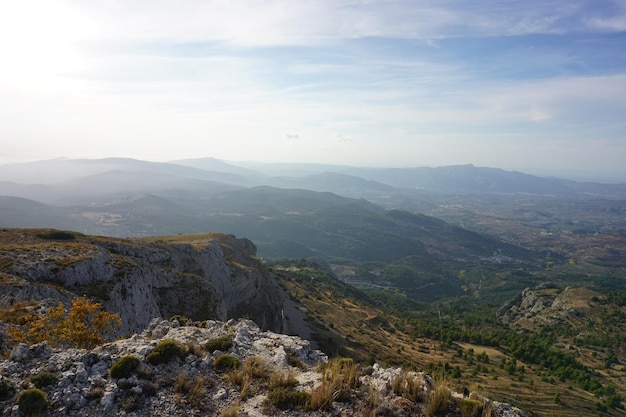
(9, 343), (29, 362)
(100, 389), (116, 412)
(212, 388), (228, 401)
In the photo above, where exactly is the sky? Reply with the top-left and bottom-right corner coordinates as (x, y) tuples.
(1, 0), (626, 178)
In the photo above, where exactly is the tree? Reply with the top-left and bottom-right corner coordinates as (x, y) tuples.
(8, 297), (121, 349)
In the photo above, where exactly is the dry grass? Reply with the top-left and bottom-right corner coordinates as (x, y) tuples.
(242, 356), (266, 379)
(185, 341), (205, 357)
(226, 356), (269, 400)
(309, 358), (361, 411)
(0, 301), (37, 325)
(391, 370), (423, 402)
(175, 372), (209, 409)
(139, 232), (230, 250)
(218, 404), (241, 417)
(269, 370), (298, 389)
(459, 398), (483, 417)
(425, 379), (452, 417)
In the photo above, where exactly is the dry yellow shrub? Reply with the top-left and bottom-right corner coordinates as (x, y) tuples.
(7, 296), (121, 349)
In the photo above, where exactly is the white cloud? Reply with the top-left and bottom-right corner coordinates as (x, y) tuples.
(2, 0), (625, 174)
(333, 133), (353, 143)
(54, 0), (624, 49)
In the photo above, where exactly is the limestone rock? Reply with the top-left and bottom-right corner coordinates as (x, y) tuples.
(0, 318), (527, 417)
(0, 231), (284, 334)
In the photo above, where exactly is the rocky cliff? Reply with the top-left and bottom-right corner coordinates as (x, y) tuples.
(0, 318), (527, 417)
(497, 284), (596, 331)
(0, 229), (284, 333)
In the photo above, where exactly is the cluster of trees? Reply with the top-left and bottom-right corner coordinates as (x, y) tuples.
(274, 263), (624, 411)
(379, 297), (622, 408)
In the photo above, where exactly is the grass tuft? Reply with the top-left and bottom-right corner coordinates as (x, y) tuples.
(425, 379), (452, 417)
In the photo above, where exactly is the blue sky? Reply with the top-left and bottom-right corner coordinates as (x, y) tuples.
(1, 0), (626, 178)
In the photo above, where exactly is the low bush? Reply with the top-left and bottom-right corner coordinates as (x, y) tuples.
(0, 379), (16, 400)
(265, 387), (311, 410)
(120, 393), (143, 412)
(37, 231), (75, 241)
(214, 354), (241, 371)
(146, 339), (186, 365)
(17, 388), (48, 416)
(169, 315), (190, 326)
(110, 355), (141, 379)
(85, 387), (104, 401)
(31, 372), (58, 389)
(206, 336), (233, 353)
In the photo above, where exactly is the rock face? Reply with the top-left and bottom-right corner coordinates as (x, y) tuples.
(0, 319), (527, 417)
(0, 229), (284, 333)
(497, 285), (593, 331)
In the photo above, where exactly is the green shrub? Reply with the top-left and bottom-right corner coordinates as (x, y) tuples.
(214, 354), (241, 371)
(146, 339), (186, 365)
(37, 231), (75, 241)
(205, 336), (233, 353)
(136, 367), (153, 380)
(265, 387), (311, 410)
(169, 315), (190, 326)
(30, 372), (58, 389)
(110, 356), (141, 379)
(0, 379), (16, 400)
(17, 388), (48, 416)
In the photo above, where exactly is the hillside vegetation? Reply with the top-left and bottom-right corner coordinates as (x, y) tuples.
(272, 260), (626, 417)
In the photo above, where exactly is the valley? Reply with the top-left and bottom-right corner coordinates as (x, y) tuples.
(1, 157), (625, 416)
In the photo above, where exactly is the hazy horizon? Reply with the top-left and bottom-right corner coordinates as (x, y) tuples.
(1, 1), (625, 177)
(1, 155), (626, 184)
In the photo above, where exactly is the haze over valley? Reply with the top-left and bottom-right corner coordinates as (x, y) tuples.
(2, 0), (626, 415)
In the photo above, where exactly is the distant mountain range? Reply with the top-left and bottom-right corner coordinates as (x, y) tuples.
(2, 157), (582, 300)
(2, 157), (626, 199)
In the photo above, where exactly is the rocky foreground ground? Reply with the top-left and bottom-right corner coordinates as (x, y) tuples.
(0, 318), (527, 417)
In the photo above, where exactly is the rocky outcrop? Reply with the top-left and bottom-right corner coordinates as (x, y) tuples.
(0, 229), (284, 333)
(0, 319), (527, 417)
(497, 285), (592, 330)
